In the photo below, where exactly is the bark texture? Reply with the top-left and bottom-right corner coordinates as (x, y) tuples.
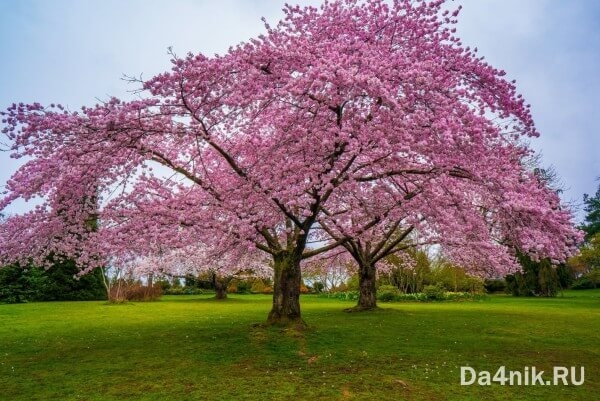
(212, 272), (228, 300)
(355, 260), (378, 311)
(267, 252), (304, 325)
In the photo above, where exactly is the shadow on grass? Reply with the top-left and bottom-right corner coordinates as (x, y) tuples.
(165, 295), (260, 304)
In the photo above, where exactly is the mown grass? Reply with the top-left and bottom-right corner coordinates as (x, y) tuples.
(0, 290), (599, 400)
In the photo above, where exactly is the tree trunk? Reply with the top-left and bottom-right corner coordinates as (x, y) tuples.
(356, 260), (378, 310)
(267, 252), (304, 326)
(212, 273), (228, 300)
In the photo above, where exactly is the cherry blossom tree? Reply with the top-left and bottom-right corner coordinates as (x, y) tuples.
(126, 244), (271, 300)
(302, 250), (357, 292)
(0, 0), (581, 324)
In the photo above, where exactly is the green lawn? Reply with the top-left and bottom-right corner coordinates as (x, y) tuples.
(0, 290), (598, 401)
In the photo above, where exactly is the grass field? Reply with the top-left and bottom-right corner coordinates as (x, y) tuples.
(0, 290), (599, 401)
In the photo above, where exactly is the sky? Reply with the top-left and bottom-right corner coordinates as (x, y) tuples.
(0, 0), (599, 222)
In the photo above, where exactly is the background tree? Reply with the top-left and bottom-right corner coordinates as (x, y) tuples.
(0, 261), (105, 303)
(505, 253), (564, 297)
(567, 180), (600, 289)
(581, 181), (600, 241)
(126, 244), (271, 300)
(0, 264), (43, 304)
(384, 249), (432, 294)
(36, 257), (106, 301)
(302, 250), (356, 293)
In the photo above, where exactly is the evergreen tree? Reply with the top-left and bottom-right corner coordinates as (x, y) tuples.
(581, 182), (600, 241)
(505, 253), (562, 297)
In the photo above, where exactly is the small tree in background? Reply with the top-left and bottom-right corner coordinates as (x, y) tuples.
(0, 261), (105, 303)
(567, 180), (600, 288)
(581, 182), (600, 241)
(505, 253), (563, 297)
(0, 264), (42, 303)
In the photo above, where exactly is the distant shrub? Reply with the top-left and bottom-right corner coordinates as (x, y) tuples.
(571, 277), (596, 290)
(0, 265), (42, 304)
(464, 277), (485, 294)
(165, 287), (184, 295)
(377, 285), (401, 302)
(236, 280), (251, 294)
(319, 291), (359, 301)
(321, 289), (485, 303)
(423, 285), (446, 301)
(395, 293), (428, 302)
(484, 279), (507, 293)
(109, 282), (162, 302)
(155, 279), (172, 292)
(444, 292), (487, 301)
(311, 282), (325, 293)
(586, 269), (600, 285)
(331, 283), (348, 292)
(300, 284), (310, 294)
(163, 286), (203, 295)
(183, 287), (204, 295)
(250, 280), (266, 294)
(346, 274), (359, 291)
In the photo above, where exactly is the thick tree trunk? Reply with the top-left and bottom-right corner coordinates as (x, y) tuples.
(214, 280), (228, 300)
(212, 273), (228, 300)
(267, 252), (304, 326)
(355, 260), (378, 310)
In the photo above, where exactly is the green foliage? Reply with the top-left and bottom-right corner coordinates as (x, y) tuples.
(0, 261), (106, 303)
(538, 264), (560, 297)
(250, 280), (266, 294)
(555, 263), (575, 289)
(444, 292), (488, 301)
(345, 274), (359, 291)
(570, 233), (600, 272)
(483, 278), (507, 293)
(506, 253), (564, 297)
(571, 268), (600, 290)
(184, 274), (199, 288)
(581, 182), (600, 241)
(428, 263), (485, 293)
(325, 289), (485, 303)
(382, 251), (484, 295)
(384, 250), (431, 293)
(163, 286), (204, 295)
(247, 279), (273, 294)
(571, 276), (597, 290)
(311, 281), (325, 293)
(422, 284), (446, 301)
(586, 268), (600, 285)
(155, 279), (172, 291)
(35, 259), (106, 301)
(235, 280), (251, 294)
(318, 291), (359, 301)
(376, 285), (401, 302)
(0, 265), (43, 303)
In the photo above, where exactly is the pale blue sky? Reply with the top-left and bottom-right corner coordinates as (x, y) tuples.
(1, 0), (599, 221)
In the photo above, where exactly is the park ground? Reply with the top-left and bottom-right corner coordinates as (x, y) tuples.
(0, 290), (599, 401)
